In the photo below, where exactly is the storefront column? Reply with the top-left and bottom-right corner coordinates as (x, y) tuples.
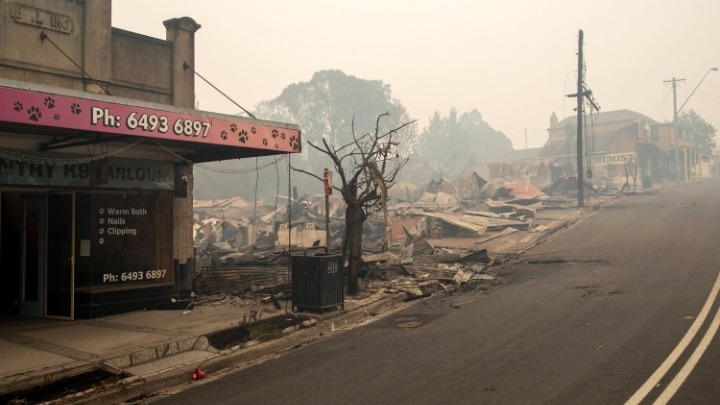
(82, 1), (112, 94)
(164, 17), (201, 109)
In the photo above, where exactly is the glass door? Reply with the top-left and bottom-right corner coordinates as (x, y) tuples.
(20, 195), (45, 317)
(46, 193), (74, 319)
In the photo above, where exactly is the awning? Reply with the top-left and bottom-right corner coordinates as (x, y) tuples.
(0, 78), (301, 163)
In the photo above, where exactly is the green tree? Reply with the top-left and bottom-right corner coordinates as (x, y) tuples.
(255, 70), (416, 180)
(194, 70), (416, 203)
(678, 109), (717, 154)
(416, 108), (513, 179)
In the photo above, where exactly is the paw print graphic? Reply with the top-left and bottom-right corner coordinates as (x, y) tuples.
(271, 129), (279, 139)
(221, 130), (228, 140)
(70, 103), (82, 115)
(13, 102), (23, 112)
(54, 113), (60, 121)
(238, 130), (248, 144)
(27, 106), (42, 122)
(275, 143), (279, 149)
(230, 123), (237, 133)
(289, 135), (300, 151)
(250, 127), (257, 135)
(44, 97), (55, 109)
(281, 132), (286, 140)
(262, 138), (269, 146)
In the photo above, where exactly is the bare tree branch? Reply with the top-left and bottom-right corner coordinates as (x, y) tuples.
(290, 165), (344, 193)
(290, 166), (323, 183)
(304, 112), (415, 293)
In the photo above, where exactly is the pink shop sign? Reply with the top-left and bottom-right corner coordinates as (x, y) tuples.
(0, 86), (301, 153)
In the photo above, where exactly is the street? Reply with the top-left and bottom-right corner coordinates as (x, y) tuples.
(156, 180), (720, 405)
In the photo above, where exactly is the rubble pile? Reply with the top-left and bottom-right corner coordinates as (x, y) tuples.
(194, 263), (290, 296)
(192, 172), (601, 300)
(542, 176), (597, 197)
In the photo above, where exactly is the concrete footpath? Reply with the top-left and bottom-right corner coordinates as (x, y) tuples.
(0, 193), (618, 404)
(0, 290), (412, 404)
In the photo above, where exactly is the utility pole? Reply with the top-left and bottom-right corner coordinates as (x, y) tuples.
(665, 67), (718, 183)
(664, 77), (685, 183)
(566, 30), (599, 208)
(576, 30), (585, 208)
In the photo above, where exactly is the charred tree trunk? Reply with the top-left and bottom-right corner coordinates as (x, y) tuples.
(345, 201), (366, 295)
(298, 114), (415, 295)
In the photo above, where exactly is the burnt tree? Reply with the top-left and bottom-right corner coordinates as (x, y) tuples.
(297, 112), (415, 294)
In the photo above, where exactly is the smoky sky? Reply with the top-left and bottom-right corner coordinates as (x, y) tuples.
(113, 0), (720, 150)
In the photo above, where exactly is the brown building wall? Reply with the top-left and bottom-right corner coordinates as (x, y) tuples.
(0, 0), (201, 314)
(0, 1), (85, 82)
(0, 0), (114, 92)
(110, 29), (173, 103)
(0, 0), (196, 107)
(653, 124), (674, 151)
(652, 123), (694, 152)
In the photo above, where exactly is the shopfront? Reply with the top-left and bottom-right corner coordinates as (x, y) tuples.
(0, 79), (301, 318)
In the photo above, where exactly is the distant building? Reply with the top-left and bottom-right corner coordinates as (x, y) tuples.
(0, 1), (301, 318)
(650, 122), (715, 181)
(479, 109), (698, 190)
(451, 108), (716, 197)
(541, 109), (667, 190)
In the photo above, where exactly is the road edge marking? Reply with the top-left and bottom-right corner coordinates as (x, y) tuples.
(653, 291), (720, 404)
(625, 271), (720, 405)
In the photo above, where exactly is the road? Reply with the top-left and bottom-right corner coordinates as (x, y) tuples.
(156, 180), (720, 405)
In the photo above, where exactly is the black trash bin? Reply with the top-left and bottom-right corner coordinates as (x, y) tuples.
(291, 254), (344, 313)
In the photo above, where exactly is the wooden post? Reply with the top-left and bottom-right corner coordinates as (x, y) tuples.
(323, 168), (332, 252)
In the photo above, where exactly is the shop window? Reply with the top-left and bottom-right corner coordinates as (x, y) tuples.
(74, 191), (173, 291)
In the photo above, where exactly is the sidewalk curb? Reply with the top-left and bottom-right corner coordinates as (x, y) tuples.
(75, 292), (412, 404)
(0, 335), (207, 397)
(0, 362), (96, 397)
(103, 336), (203, 371)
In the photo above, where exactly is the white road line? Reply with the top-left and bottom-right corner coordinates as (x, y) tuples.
(654, 295), (720, 404)
(625, 271), (720, 405)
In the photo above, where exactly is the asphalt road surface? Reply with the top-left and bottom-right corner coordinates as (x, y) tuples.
(157, 180), (720, 405)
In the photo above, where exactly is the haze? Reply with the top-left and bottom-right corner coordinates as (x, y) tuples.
(112, 0), (720, 150)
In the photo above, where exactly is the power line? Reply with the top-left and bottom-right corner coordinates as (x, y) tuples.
(195, 155), (287, 174)
(651, 87), (673, 118)
(182, 62), (256, 119)
(39, 31), (111, 95)
(0, 140), (143, 165)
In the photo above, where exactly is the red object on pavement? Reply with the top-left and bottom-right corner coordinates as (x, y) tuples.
(192, 368), (206, 380)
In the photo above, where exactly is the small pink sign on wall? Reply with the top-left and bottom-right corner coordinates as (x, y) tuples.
(0, 85), (302, 153)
